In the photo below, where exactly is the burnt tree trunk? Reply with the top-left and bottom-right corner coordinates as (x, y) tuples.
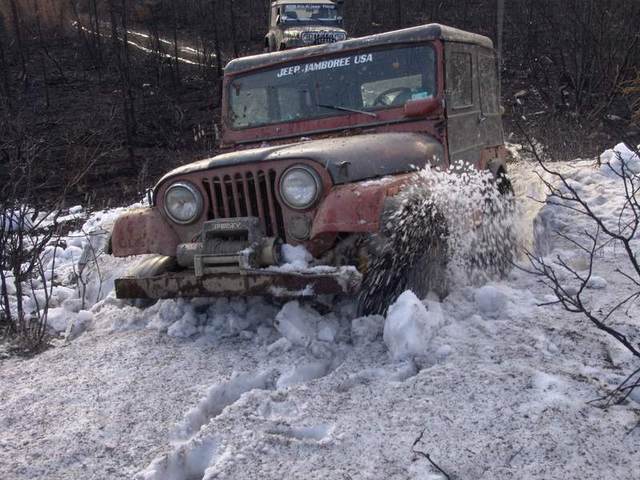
(33, 0), (50, 108)
(227, 0), (239, 58)
(8, 0), (26, 84)
(90, 0), (103, 68)
(0, 13), (11, 102)
(108, 0), (136, 160)
(211, 0), (223, 78)
(172, 0), (181, 86)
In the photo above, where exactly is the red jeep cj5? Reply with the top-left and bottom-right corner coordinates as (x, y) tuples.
(108, 23), (509, 314)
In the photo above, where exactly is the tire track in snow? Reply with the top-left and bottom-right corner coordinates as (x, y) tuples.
(172, 369), (279, 442)
(136, 370), (278, 480)
(136, 345), (344, 479)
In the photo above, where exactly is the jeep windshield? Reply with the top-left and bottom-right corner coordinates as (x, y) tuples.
(282, 4), (337, 22)
(229, 44), (436, 129)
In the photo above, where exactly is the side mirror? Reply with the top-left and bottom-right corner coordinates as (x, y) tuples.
(403, 97), (441, 118)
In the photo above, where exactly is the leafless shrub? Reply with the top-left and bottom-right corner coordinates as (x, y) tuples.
(75, 227), (109, 310)
(0, 114), (100, 352)
(518, 126), (640, 406)
(0, 135), (62, 350)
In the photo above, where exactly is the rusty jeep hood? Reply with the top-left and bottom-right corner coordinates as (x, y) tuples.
(156, 132), (444, 188)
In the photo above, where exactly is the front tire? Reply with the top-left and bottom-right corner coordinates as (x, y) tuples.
(357, 194), (448, 316)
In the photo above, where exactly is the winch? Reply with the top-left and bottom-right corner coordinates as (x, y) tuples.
(176, 217), (283, 277)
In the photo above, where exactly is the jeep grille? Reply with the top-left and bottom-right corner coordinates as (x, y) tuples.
(202, 169), (285, 239)
(302, 31), (344, 45)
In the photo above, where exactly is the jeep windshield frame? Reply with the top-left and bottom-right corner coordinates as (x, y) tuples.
(281, 3), (338, 23)
(224, 42), (440, 143)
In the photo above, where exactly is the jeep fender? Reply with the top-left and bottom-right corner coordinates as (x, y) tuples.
(110, 207), (180, 257)
(311, 174), (415, 238)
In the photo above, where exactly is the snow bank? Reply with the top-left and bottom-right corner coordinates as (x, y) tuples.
(94, 296), (281, 342)
(600, 142), (640, 177)
(1, 202), (148, 335)
(0, 209), (34, 232)
(383, 291), (444, 361)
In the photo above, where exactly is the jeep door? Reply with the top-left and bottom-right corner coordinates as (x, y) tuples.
(445, 43), (503, 166)
(477, 48), (503, 150)
(445, 42), (481, 165)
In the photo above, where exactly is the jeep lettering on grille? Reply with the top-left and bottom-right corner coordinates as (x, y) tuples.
(210, 222), (244, 231)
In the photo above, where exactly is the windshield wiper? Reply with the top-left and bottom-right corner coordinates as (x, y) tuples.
(317, 103), (378, 118)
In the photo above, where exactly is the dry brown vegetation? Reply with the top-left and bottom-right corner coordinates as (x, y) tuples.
(0, 0), (638, 211)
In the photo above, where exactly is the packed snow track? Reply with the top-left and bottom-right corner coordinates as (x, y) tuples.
(1, 148), (640, 480)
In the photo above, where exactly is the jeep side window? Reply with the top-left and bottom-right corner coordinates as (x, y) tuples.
(479, 54), (499, 114)
(448, 52), (473, 109)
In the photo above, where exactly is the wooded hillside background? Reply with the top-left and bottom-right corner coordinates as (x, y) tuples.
(1, 0), (639, 207)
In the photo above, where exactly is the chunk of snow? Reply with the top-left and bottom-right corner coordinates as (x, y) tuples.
(474, 285), (508, 319)
(167, 309), (200, 338)
(46, 307), (93, 334)
(351, 315), (384, 344)
(76, 310), (93, 324)
(2, 274), (16, 295)
(51, 286), (76, 307)
(267, 337), (292, 355)
(278, 244), (313, 271)
(274, 301), (320, 347)
(137, 437), (218, 480)
(383, 291), (443, 361)
(317, 317), (338, 343)
(276, 360), (332, 389)
(46, 307), (70, 333)
(587, 276), (607, 290)
(600, 142), (640, 177)
(265, 424), (333, 443)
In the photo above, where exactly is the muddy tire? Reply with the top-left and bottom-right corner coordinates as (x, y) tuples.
(357, 193), (448, 316)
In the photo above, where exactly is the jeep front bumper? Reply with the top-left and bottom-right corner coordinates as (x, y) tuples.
(113, 217), (362, 300)
(114, 263), (362, 300)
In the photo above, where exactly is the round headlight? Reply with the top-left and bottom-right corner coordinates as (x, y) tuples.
(163, 182), (203, 224)
(279, 166), (321, 210)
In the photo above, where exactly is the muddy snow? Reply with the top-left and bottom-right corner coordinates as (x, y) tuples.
(2, 146), (640, 480)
